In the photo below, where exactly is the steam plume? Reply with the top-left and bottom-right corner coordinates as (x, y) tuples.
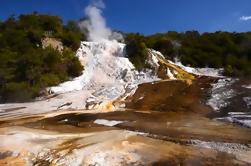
(79, 0), (123, 42)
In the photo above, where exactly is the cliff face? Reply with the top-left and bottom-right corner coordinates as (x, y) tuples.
(42, 37), (63, 53)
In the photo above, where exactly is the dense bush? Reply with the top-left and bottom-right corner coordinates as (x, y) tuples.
(125, 31), (251, 76)
(125, 34), (148, 70)
(0, 13), (84, 102)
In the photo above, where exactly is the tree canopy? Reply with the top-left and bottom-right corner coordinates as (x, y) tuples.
(0, 13), (85, 102)
(125, 31), (251, 76)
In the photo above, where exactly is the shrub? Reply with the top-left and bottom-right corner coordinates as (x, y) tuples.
(1, 82), (32, 102)
(0, 13), (85, 103)
(62, 48), (83, 77)
(125, 40), (148, 70)
(39, 73), (61, 87)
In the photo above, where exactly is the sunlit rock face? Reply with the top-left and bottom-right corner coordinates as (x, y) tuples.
(41, 37), (64, 53)
(47, 40), (195, 111)
(49, 40), (195, 94)
(0, 40), (196, 118)
(1, 39), (251, 166)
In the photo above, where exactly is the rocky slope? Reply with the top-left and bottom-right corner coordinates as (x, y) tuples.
(1, 40), (251, 166)
(47, 40), (203, 111)
(0, 40), (197, 118)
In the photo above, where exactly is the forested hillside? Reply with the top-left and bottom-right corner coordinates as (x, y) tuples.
(0, 13), (84, 102)
(1, 13), (251, 103)
(125, 31), (251, 75)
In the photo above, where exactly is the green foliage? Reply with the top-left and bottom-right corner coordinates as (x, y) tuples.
(125, 35), (148, 70)
(152, 38), (175, 59)
(59, 20), (86, 51)
(1, 82), (32, 102)
(62, 48), (83, 77)
(39, 73), (61, 87)
(0, 13), (85, 103)
(125, 31), (251, 76)
(59, 30), (82, 51)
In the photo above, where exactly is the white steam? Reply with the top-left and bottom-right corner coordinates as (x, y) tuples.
(79, 0), (123, 42)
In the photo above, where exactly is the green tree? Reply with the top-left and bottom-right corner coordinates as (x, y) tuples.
(125, 39), (148, 70)
(0, 13), (85, 103)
